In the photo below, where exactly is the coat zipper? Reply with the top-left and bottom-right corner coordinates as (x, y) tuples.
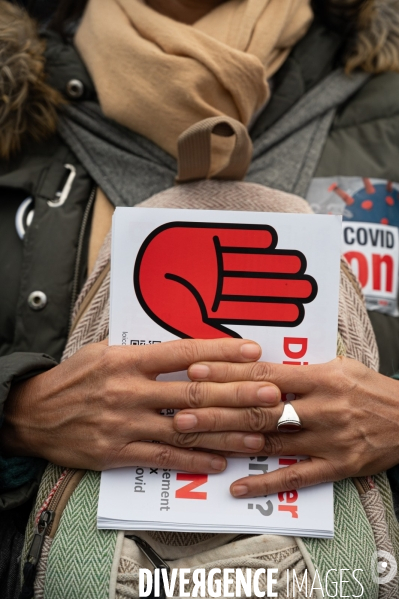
(68, 185), (97, 332)
(39, 468), (77, 535)
(19, 469), (77, 599)
(19, 510), (54, 599)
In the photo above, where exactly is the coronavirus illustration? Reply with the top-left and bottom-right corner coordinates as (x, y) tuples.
(329, 178), (399, 227)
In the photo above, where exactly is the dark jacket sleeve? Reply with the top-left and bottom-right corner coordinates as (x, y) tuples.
(0, 352), (57, 510)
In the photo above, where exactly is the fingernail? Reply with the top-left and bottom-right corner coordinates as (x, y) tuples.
(243, 435), (264, 450)
(241, 343), (261, 360)
(231, 485), (248, 497)
(257, 386), (278, 404)
(189, 364), (210, 379)
(211, 457), (226, 472)
(175, 414), (198, 430)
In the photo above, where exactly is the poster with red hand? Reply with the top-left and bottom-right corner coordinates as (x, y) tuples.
(109, 208), (341, 369)
(99, 209), (341, 538)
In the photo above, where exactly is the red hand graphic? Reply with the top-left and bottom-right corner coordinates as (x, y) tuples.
(134, 223), (318, 339)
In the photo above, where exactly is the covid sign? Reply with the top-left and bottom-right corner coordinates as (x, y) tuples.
(343, 223), (399, 314)
(308, 177), (399, 316)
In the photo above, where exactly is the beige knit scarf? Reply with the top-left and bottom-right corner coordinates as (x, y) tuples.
(75, 0), (313, 158)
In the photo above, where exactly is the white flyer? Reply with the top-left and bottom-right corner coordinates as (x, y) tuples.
(98, 208), (342, 538)
(98, 457), (333, 538)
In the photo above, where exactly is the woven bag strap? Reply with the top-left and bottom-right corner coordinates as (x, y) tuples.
(176, 116), (252, 182)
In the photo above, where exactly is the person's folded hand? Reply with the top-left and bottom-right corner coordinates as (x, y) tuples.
(173, 356), (399, 498)
(0, 338), (281, 473)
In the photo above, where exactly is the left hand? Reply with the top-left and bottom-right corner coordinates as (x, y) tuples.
(173, 356), (399, 498)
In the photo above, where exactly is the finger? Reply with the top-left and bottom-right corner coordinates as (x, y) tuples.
(188, 360), (320, 394)
(145, 379), (281, 410)
(230, 457), (337, 498)
(148, 417), (266, 453)
(221, 277), (314, 300)
(222, 253), (302, 274)
(215, 300), (302, 325)
(124, 338), (262, 376)
(215, 228), (275, 250)
(174, 400), (315, 434)
(105, 441), (227, 473)
(210, 431), (317, 458)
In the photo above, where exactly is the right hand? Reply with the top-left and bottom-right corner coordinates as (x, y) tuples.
(0, 339), (280, 472)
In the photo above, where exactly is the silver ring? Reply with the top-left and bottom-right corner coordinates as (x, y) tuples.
(277, 402), (302, 433)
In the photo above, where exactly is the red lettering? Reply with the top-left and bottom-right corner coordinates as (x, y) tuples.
(175, 474), (208, 500)
(277, 463), (299, 518)
(372, 254), (393, 293)
(278, 491), (298, 503)
(283, 361), (301, 365)
(278, 505), (298, 518)
(283, 361), (308, 366)
(344, 251), (368, 287)
(283, 338), (308, 359)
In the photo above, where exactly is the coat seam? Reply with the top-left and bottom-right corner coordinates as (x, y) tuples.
(332, 113), (399, 131)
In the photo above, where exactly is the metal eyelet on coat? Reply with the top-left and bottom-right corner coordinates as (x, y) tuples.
(28, 291), (48, 311)
(66, 79), (84, 99)
(48, 164), (77, 208)
(15, 197), (34, 240)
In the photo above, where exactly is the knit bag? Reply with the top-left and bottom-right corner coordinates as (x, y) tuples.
(20, 119), (399, 599)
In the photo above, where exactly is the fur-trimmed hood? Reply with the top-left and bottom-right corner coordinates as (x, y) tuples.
(1, 0), (399, 160)
(0, 1), (63, 160)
